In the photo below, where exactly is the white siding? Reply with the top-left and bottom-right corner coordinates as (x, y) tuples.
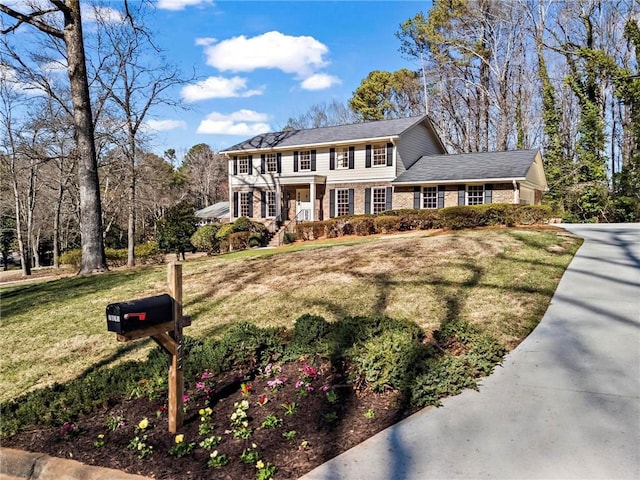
(396, 122), (445, 175)
(525, 153), (548, 190)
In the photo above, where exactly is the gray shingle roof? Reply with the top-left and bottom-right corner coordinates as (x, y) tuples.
(393, 150), (539, 183)
(221, 116), (428, 152)
(195, 201), (229, 219)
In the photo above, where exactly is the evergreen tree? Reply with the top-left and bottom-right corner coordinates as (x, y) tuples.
(156, 202), (197, 261)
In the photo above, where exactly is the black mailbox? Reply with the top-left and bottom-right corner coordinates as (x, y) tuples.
(106, 294), (173, 334)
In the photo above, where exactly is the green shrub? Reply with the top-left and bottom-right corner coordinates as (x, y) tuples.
(515, 205), (552, 225)
(248, 233), (263, 248)
(105, 248), (128, 267)
(233, 216), (252, 232)
(135, 242), (164, 264)
(374, 215), (401, 234)
(283, 232), (296, 244)
(59, 249), (82, 268)
(228, 231), (250, 251)
(191, 224), (221, 254)
(439, 206), (480, 230)
(290, 314), (331, 350)
(323, 219), (341, 238)
(215, 223), (235, 240)
(219, 322), (285, 367)
(219, 239), (230, 254)
(409, 355), (476, 407)
(415, 210), (442, 229)
(350, 216), (375, 236)
(351, 329), (425, 392)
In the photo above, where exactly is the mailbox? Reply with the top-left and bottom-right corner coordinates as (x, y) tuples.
(106, 294), (173, 334)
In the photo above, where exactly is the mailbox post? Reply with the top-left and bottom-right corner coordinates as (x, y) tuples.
(106, 262), (190, 433)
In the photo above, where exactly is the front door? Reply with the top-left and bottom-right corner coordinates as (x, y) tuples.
(296, 188), (312, 221)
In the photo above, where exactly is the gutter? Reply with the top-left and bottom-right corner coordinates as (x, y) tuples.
(221, 135), (401, 155)
(392, 176), (527, 185)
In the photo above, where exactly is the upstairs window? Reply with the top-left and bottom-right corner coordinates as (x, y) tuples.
(372, 144), (386, 166)
(299, 150), (311, 171)
(336, 147), (349, 169)
(467, 185), (484, 205)
(266, 153), (277, 173)
(238, 155), (249, 174)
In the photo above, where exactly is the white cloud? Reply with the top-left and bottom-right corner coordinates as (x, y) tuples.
(42, 60), (67, 74)
(202, 31), (329, 77)
(157, 0), (214, 11)
(0, 64), (42, 96)
(181, 76), (264, 102)
(195, 37), (217, 47)
(83, 5), (124, 23)
(145, 119), (187, 132)
(196, 110), (270, 136)
(300, 73), (341, 91)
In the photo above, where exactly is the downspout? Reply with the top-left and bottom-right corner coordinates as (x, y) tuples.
(224, 153), (232, 221)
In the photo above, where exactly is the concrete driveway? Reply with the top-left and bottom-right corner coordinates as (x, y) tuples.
(301, 223), (640, 480)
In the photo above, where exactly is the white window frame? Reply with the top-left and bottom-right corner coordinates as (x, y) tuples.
(336, 147), (349, 169)
(467, 185), (484, 206)
(238, 155), (249, 174)
(336, 189), (350, 217)
(266, 153), (277, 173)
(240, 191), (251, 217)
(372, 144), (386, 166)
(299, 150), (311, 171)
(372, 187), (387, 214)
(267, 191), (276, 217)
(422, 186), (437, 209)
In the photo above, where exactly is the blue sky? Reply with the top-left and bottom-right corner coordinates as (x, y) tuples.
(140, 0), (432, 159)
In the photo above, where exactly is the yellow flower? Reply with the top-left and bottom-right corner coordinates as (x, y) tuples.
(205, 407), (213, 415)
(199, 409), (205, 416)
(138, 418), (149, 430)
(256, 460), (265, 470)
(175, 434), (184, 444)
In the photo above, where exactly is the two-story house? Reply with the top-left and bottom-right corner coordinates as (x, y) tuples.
(220, 115), (547, 227)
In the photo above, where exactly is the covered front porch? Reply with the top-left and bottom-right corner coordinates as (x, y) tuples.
(275, 175), (326, 225)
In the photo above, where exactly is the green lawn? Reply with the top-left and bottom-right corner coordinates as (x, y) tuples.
(0, 228), (581, 402)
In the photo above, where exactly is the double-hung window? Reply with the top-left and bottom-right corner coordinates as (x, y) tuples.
(299, 150), (311, 171)
(372, 144), (386, 166)
(240, 192), (251, 216)
(336, 189), (350, 217)
(336, 147), (349, 169)
(238, 155), (249, 174)
(422, 187), (437, 209)
(265, 153), (277, 173)
(267, 191), (276, 217)
(467, 185), (484, 205)
(372, 187), (387, 214)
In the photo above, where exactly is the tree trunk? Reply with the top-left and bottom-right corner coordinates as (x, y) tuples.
(63, 1), (107, 274)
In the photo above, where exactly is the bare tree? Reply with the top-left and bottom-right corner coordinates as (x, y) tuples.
(1, 0), (107, 273)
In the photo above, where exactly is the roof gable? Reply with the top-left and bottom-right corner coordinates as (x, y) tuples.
(221, 116), (431, 152)
(393, 150), (541, 184)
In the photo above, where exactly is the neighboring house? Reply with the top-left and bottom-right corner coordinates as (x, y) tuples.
(195, 201), (230, 224)
(220, 115), (547, 227)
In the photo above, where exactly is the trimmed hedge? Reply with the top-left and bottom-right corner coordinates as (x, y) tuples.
(59, 242), (164, 268)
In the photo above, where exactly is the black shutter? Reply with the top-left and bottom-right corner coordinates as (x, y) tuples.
(348, 189), (355, 215)
(484, 184), (493, 204)
(364, 188), (371, 214)
(413, 186), (421, 209)
(233, 156), (238, 175)
(329, 189), (335, 218)
(260, 191), (266, 218)
(233, 191), (239, 218)
(247, 191), (253, 217)
(276, 153), (282, 173)
(348, 146), (355, 169)
(458, 185), (466, 206)
(260, 154), (265, 174)
(293, 151), (299, 172)
(386, 142), (393, 166)
(385, 186), (392, 211)
(365, 144), (372, 168)
(248, 155), (253, 174)
(329, 148), (335, 170)
(437, 186), (445, 208)
(311, 150), (316, 171)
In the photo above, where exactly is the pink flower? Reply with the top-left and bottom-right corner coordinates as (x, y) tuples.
(295, 380), (304, 389)
(201, 372), (212, 380)
(302, 365), (318, 379)
(196, 381), (206, 390)
(183, 394), (190, 403)
(322, 385), (330, 392)
(306, 385), (315, 393)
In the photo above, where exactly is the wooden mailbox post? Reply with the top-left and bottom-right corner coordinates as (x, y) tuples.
(109, 262), (190, 433)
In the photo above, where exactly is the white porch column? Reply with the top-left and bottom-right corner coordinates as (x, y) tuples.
(513, 180), (520, 205)
(310, 181), (316, 222)
(275, 182), (281, 223)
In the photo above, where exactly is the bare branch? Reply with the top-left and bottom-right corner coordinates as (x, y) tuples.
(0, 4), (64, 38)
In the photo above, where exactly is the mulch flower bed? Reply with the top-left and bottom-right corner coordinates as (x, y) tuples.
(5, 358), (412, 479)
